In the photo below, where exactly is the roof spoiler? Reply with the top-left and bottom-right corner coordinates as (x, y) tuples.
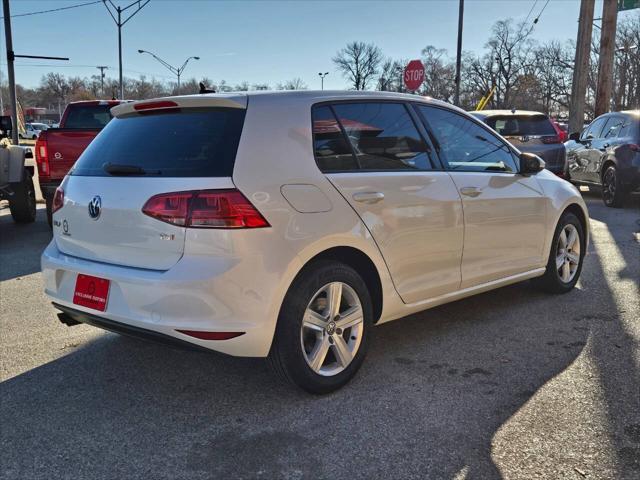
(111, 94), (248, 117)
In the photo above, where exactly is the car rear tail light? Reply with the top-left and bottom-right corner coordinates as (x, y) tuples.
(542, 135), (561, 144)
(142, 189), (269, 229)
(629, 144), (639, 152)
(35, 137), (49, 177)
(52, 187), (64, 213)
(175, 330), (245, 340)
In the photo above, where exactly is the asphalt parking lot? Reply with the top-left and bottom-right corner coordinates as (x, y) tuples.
(0, 191), (638, 480)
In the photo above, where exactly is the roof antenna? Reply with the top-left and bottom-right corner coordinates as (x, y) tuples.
(199, 82), (216, 94)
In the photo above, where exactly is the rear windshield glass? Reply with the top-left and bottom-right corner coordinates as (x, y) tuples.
(71, 108), (246, 177)
(64, 105), (114, 129)
(485, 115), (556, 136)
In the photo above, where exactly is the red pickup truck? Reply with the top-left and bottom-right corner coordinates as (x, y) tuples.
(36, 100), (127, 226)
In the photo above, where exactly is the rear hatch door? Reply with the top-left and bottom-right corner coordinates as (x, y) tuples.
(485, 114), (564, 168)
(54, 95), (247, 271)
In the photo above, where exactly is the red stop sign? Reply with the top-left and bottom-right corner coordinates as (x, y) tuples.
(404, 60), (425, 91)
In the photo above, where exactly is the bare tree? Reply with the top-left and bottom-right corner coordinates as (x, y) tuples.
(613, 13), (640, 110)
(277, 78), (307, 90)
(420, 46), (456, 101)
(333, 41), (383, 90)
(377, 58), (405, 92)
(487, 19), (535, 108)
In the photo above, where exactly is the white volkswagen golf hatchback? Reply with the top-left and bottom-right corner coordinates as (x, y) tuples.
(42, 91), (588, 393)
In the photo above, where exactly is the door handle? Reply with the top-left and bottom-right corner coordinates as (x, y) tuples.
(352, 192), (385, 204)
(460, 187), (481, 198)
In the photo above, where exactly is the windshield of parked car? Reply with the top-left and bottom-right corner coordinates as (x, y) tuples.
(64, 105), (114, 129)
(485, 115), (556, 136)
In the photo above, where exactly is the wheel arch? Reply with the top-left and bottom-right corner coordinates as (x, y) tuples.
(562, 202), (589, 249)
(295, 246), (384, 323)
(600, 158), (617, 182)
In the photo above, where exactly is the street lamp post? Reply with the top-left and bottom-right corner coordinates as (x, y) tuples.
(138, 50), (200, 92)
(318, 72), (329, 90)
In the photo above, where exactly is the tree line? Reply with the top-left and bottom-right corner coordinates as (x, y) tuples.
(333, 13), (639, 118)
(1, 13), (638, 121)
(0, 74), (308, 118)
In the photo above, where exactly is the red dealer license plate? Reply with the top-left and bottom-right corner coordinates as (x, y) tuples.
(73, 274), (110, 312)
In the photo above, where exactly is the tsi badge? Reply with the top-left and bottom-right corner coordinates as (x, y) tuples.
(88, 195), (102, 220)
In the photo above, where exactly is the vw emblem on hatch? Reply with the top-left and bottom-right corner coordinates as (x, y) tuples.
(88, 196), (102, 220)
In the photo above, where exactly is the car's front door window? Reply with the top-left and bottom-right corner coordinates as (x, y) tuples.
(582, 117), (608, 140)
(415, 106), (518, 173)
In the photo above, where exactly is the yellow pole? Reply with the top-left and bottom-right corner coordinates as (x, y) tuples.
(476, 86), (496, 111)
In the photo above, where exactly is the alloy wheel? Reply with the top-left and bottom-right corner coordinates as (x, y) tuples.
(556, 224), (581, 283)
(300, 282), (364, 376)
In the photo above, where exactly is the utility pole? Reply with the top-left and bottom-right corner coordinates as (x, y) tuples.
(103, 0), (151, 99)
(96, 66), (108, 96)
(454, 0), (464, 106)
(594, 0), (618, 117)
(2, 0), (18, 144)
(3, 0), (69, 144)
(568, 0), (595, 135)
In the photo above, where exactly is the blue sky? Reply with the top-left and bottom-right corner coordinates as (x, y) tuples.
(2, 0), (623, 90)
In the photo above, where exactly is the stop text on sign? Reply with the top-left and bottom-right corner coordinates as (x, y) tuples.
(404, 60), (425, 91)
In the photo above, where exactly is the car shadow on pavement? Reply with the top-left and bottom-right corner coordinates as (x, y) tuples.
(1, 280), (594, 480)
(0, 205), (51, 282)
(578, 192), (640, 476)
(1, 195), (638, 479)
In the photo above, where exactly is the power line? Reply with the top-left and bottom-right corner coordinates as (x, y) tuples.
(523, 0), (538, 26)
(0, 0), (101, 19)
(533, 0), (551, 25)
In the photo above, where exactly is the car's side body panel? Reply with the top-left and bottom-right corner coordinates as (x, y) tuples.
(327, 171), (464, 303)
(446, 171), (548, 288)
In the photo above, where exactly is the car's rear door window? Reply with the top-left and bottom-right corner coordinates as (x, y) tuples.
(312, 106), (359, 171)
(602, 116), (625, 139)
(417, 105), (518, 173)
(71, 108), (246, 177)
(618, 117), (639, 139)
(328, 102), (434, 171)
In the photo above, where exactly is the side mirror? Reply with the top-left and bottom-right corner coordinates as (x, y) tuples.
(569, 131), (581, 142)
(519, 152), (545, 175)
(24, 148), (34, 159)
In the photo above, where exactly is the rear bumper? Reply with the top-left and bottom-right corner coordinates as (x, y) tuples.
(41, 240), (283, 357)
(54, 303), (213, 353)
(620, 156), (640, 191)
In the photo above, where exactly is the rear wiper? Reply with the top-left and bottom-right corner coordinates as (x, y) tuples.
(104, 163), (154, 175)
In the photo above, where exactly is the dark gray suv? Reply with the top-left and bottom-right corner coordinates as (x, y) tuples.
(565, 110), (640, 208)
(470, 110), (567, 177)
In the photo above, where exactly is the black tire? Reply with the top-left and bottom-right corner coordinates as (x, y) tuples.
(601, 165), (625, 208)
(45, 196), (53, 228)
(268, 260), (373, 394)
(8, 171), (36, 224)
(533, 212), (585, 294)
